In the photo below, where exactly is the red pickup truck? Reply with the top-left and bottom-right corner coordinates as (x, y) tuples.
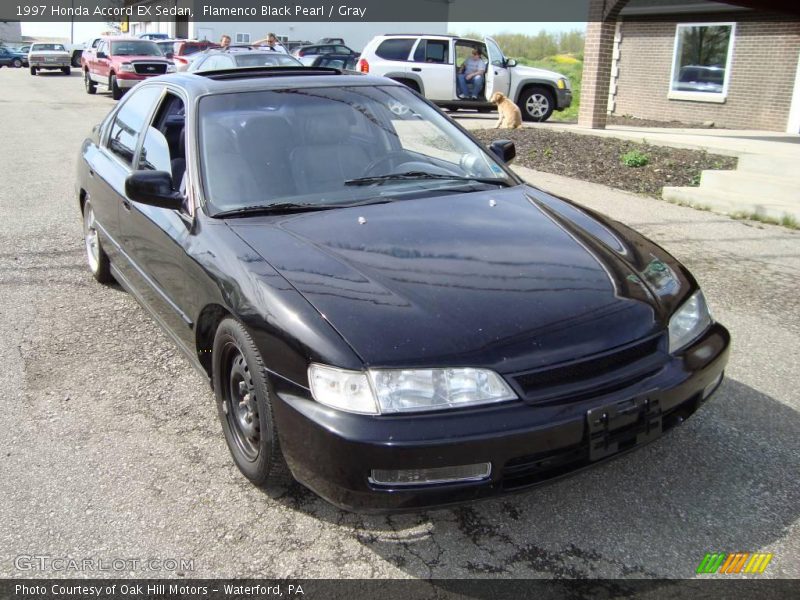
(83, 37), (174, 100)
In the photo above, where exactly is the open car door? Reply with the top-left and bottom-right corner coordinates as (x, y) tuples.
(484, 37), (511, 99)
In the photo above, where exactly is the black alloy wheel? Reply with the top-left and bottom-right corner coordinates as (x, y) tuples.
(212, 318), (290, 490)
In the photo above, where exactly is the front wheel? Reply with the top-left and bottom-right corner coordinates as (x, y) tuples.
(30, 67), (37, 76)
(12, 58), (22, 68)
(110, 74), (123, 100)
(83, 199), (113, 284)
(518, 86), (555, 122)
(62, 66), (71, 75)
(84, 71), (97, 94)
(212, 318), (291, 490)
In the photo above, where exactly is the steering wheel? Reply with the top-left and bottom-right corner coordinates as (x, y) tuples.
(362, 151), (414, 177)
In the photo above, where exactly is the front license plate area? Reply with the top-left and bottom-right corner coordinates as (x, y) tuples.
(587, 397), (662, 461)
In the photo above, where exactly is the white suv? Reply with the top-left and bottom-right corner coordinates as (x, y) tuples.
(356, 34), (572, 122)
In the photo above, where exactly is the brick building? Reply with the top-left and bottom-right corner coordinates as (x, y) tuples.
(579, 0), (800, 133)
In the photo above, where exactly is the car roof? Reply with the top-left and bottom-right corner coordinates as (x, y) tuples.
(145, 69), (396, 96)
(103, 37), (157, 42)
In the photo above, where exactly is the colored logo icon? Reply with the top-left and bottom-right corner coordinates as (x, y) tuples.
(696, 552), (773, 574)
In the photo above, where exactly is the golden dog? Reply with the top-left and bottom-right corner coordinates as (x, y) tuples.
(490, 92), (522, 129)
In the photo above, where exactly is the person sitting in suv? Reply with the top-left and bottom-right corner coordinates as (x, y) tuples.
(457, 48), (487, 100)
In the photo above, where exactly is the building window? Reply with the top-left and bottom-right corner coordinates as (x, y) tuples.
(669, 23), (735, 103)
(235, 33), (250, 44)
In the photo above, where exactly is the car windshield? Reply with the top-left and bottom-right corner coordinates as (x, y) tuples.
(233, 54), (302, 67)
(111, 41), (163, 56)
(31, 44), (66, 52)
(198, 85), (513, 213)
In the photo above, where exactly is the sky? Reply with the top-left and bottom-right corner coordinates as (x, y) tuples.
(22, 21), (586, 44)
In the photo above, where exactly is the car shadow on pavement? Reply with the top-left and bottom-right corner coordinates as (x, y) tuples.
(266, 378), (800, 577)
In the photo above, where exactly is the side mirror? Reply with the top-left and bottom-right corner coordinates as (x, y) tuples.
(125, 171), (184, 210)
(96, 51), (107, 59)
(165, 52), (174, 59)
(489, 140), (516, 164)
(505, 58), (517, 67)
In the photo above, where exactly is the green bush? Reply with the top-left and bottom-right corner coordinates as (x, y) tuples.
(621, 150), (650, 168)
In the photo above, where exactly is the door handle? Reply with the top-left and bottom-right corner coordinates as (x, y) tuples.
(88, 169), (95, 178)
(411, 67), (421, 72)
(121, 198), (131, 211)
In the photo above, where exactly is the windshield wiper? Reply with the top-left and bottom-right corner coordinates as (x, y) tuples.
(212, 198), (395, 218)
(344, 172), (512, 187)
(213, 202), (336, 218)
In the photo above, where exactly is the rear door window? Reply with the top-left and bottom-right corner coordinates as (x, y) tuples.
(375, 38), (415, 61)
(413, 39), (449, 63)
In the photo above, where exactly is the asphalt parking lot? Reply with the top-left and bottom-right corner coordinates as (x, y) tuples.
(0, 68), (798, 579)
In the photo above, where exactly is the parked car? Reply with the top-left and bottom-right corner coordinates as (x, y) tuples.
(293, 43), (358, 66)
(282, 40), (312, 54)
(674, 65), (725, 94)
(157, 39), (220, 71)
(317, 37), (345, 45)
(83, 37), (174, 100)
(16, 45), (30, 54)
(310, 54), (359, 71)
(187, 48), (302, 72)
(138, 33), (171, 41)
(28, 43), (72, 75)
(357, 34), (572, 121)
(75, 69), (729, 512)
(0, 46), (26, 68)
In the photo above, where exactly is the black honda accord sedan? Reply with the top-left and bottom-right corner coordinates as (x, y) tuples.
(76, 67), (730, 512)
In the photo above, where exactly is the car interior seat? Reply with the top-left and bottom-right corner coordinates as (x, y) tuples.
(289, 105), (370, 195)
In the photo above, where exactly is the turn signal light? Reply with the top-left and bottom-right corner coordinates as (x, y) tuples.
(358, 58), (369, 73)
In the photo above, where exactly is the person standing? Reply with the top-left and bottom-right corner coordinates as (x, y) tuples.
(252, 33), (288, 53)
(219, 35), (231, 49)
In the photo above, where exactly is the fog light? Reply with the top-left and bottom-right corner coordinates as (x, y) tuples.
(369, 463), (491, 486)
(703, 373), (723, 399)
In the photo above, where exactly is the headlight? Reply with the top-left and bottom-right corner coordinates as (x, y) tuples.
(308, 364), (516, 415)
(166, 64), (176, 73)
(557, 78), (568, 90)
(120, 63), (135, 73)
(668, 290), (712, 353)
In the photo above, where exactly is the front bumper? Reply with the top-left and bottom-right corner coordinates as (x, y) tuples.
(556, 88), (573, 110)
(271, 323), (730, 513)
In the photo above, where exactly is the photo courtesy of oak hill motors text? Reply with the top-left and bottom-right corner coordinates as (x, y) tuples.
(18, 4), (370, 18)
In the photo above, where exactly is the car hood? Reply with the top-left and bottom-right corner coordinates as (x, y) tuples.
(512, 64), (566, 83)
(227, 186), (669, 371)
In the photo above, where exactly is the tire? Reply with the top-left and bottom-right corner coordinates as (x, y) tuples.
(212, 318), (291, 491)
(30, 67), (37, 76)
(62, 67), (71, 75)
(518, 86), (555, 122)
(82, 199), (113, 284)
(110, 74), (123, 100)
(84, 70), (97, 94)
(12, 58), (22, 68)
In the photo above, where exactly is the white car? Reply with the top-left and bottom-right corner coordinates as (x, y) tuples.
(356, 34), (572, 122)
(28, 43), (72, 76)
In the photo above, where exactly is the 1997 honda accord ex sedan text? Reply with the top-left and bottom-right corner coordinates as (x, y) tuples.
(76, 67), (730, 512)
